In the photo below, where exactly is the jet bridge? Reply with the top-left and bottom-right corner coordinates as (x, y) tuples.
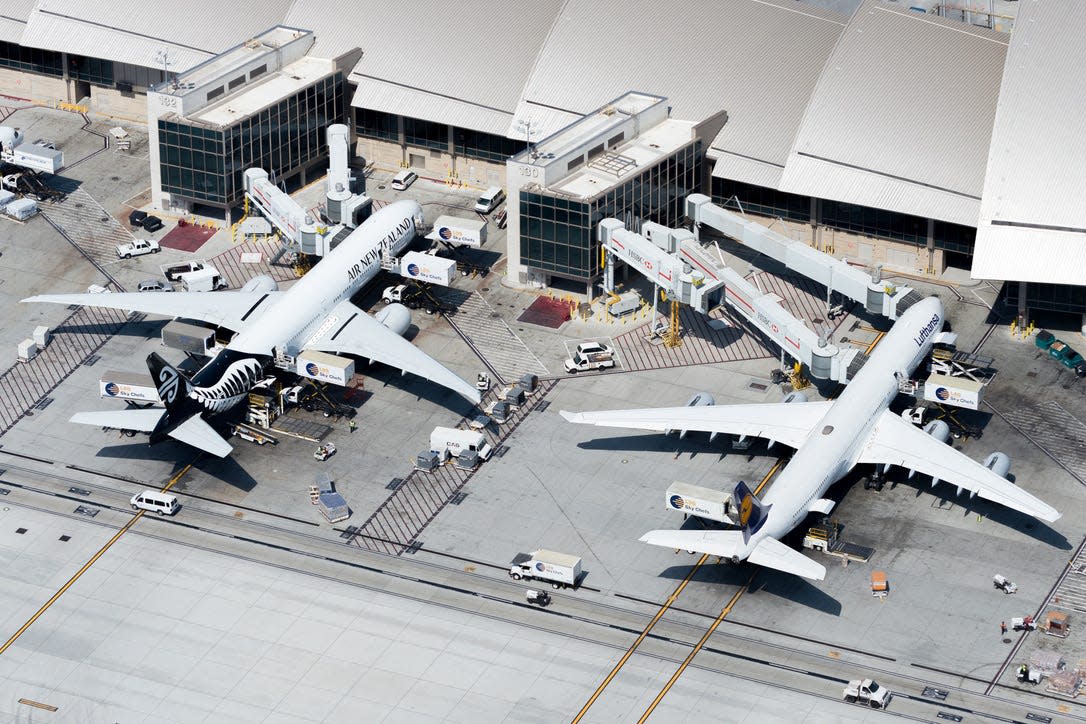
(686, 194), (922, 321)
(599, 218), (863, 383)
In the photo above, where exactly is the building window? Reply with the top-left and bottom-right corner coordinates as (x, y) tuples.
(932, 220), (975, 255)
(1006, 282), (1086, 315)
(520, 142), (702, 281)
(69, 55), (114, 86)
(712, 178), (810, 223)
(0, 41), (63, 77)
(356, 107), (398, 142)
(159, 72), (345, 207)
(454, 127), (521, 163)
(821, 200), (926, 246)
(403, 116), (447, 151)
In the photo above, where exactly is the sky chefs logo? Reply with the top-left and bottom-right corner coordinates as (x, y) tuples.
(912, 313), (941, 347)
(534, 562), (545, 572)
(407, 263), (420, 277)
(104, 382), (119, 396)
(438, 227), (452, 240)
(935, 387), (950, 401)
(669, 495), (685, 510)
(305, 362), (320, 376)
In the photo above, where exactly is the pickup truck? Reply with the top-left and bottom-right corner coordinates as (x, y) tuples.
(116, 238), (161, 258)
(382, 283), (446, 314)
(842, 679), (891, 709)
(564, 341), (615, 373)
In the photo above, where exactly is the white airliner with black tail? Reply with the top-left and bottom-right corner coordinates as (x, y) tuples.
(24, 200), (481, 458)
(562, 296), (1059, 581)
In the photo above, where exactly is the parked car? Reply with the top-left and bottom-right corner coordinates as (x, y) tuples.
(116, 238), (161, 258)
(391, 170), (417, 191)
(137, 278), (172, 292)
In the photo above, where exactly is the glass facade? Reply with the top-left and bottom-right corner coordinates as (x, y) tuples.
(933, 220), (975, 255)
(520, 142), (701, 280)
(356, 107), (398, 142)
(1005, 282), (1086, 315)
(69, 54), (114, 86)
(159, 72), (344, 206)
(454, 127), (522, 163)
(0, 42), (62, 77)
(712, 177), (811, 223)
(403, 116), (446, 151)
(821, 200), (927, 246)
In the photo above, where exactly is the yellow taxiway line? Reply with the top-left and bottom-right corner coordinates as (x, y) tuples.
(638, 576), (754, 723)
(0, 462), (193, 657)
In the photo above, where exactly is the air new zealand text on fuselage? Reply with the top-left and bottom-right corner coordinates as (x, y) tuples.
(347, 217), (413, 283)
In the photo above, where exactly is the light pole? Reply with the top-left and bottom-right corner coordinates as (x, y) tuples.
(154, 50), (173, 88)
(514, 118), (534, 158)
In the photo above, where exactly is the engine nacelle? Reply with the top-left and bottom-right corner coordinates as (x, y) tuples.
(0, 126), (24, 152)
(240, 274), (279, 293)
(983, 452), (1011, 479)
(374, 303), (411, 337)
(667, 392), (715, 439)
(781, 391), (808, 405)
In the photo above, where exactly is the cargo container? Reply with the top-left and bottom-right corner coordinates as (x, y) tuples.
(429, 426), (492, 460)
(401, 250), (456, 286)
(428, 215), (486, 247)
(162, 320), (215, 356)
(665, 481), (735, 523)
(0, 189), (14, 211)
(5, 197), (38, 221)
(99, 370), (160, 404)
(509, 549), (582, 588)
(296, 350), (354, 386)
(922, 373), (982, 410)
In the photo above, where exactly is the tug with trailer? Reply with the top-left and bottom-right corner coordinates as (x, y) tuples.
(842, 679), (891, 709)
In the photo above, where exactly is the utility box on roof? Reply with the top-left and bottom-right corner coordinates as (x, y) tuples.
(296, 350), (354, 386)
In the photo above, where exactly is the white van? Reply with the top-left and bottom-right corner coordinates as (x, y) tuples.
(130, 490), (180, 516)
(391, 170), (418, 191)
(474, 186), (505, 214)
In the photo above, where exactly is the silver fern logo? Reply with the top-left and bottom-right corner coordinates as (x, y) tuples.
(192, 358), (264, 413)
(157, 366), (180, 404)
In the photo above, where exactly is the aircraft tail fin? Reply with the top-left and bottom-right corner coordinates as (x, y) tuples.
(732, 480), (771, 542)
(146, 352), (202, 444)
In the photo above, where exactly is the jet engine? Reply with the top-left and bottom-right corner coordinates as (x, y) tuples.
(240, 274), (279, 293)
(374, 303), (411, 337)
(667, 391), (715, 440)
(983, 452), (1011, 479)
(908, 420), (949, 479)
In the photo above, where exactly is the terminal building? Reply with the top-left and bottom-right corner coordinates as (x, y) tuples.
(0, 0), (1083, 321)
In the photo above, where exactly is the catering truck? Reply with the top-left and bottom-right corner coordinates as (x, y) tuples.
(508, 549), (582, 589)
(99, 370), (160, 404)
(429, 426), (493, 461)
(665, 481), (735, 523)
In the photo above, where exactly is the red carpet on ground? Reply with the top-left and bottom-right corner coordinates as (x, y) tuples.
(159, 221), (216, 252)
(517, 296), (572, 328)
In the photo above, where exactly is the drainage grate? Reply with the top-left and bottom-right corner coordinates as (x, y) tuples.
(404, 540), (422, 555)
(936, 713), (962, 722)
(1027, 714), (1053, 723)
(83, 355), (100, 366)
(0, 488), (8, 495)
(339, 525), (358, 540)
(747, 380), (769, 392)
(34, 397), (54, 411)
(450, 492), (468, 506)
(59, 535), (70, 542)
(493, 445), (509, 458)
(386, 477), (404, 491)
(16, 527), (27, 534)
(74, 506), (98, 518)
(68, 487), (91, 496)
(536, 400), (551, 412)
(922, 687), (949, 701)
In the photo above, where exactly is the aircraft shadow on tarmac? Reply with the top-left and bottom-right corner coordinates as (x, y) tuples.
(653, 559), (842, 616)
(574, 432), (765, 460)
(91, 438), (259, 492)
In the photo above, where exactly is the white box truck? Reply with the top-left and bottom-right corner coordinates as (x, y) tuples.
(99, 371), (161, 404)
(428, 215), (486, 247)
(401, 250), (456, 286)
(178, 266), (227, 291)
(665, 482), (735, 523)
(509, 550), (582, 589)
(429, 426), (492, 461)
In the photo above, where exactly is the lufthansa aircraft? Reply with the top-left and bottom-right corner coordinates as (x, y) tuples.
(24, 200), (480, 458)
(561, 296), (1059, 580)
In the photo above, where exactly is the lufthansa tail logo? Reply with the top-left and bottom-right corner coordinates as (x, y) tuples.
(157, 366), (179, 404)
(738, 493), (754, 526)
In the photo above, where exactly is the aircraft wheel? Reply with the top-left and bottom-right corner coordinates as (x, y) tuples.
(510, 572), (521, 580)
(156, 509), (165, 516)
(131, 504), (138, 510)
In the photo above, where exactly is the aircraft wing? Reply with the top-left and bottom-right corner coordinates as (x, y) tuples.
(858, 409), (1060, 523)
(561, 401), (833, 449)
(71, 408), (233, 457)
(305, 300), (481, 404)
(22, 291), (282, 331)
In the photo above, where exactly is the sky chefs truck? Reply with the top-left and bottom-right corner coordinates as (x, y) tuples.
(509, 550), (582, 589)
(296, 350), (355, 386)
(666, 482), (735, 523)
(99, 371), (161, 404)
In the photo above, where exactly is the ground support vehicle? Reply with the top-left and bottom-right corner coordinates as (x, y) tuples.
(116, 238), (160, 258)
(843, 679), (891, 709)
(509, 550), (582, 589)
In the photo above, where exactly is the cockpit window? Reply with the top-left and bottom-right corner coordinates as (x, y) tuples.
(822, 425), (834, 435)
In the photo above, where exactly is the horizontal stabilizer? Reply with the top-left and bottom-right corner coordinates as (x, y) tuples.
(167, 414), (233, 458)
(639, 529), (744, 559)
(748, 537), (826, 580)
(71, 408), (164, 432)
(808, 498), (835, 515)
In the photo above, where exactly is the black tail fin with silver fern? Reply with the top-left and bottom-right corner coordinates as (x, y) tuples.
(146, 352), (202, 445)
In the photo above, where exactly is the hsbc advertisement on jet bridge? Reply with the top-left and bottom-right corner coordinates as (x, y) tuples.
(402, 251), (456, 286)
